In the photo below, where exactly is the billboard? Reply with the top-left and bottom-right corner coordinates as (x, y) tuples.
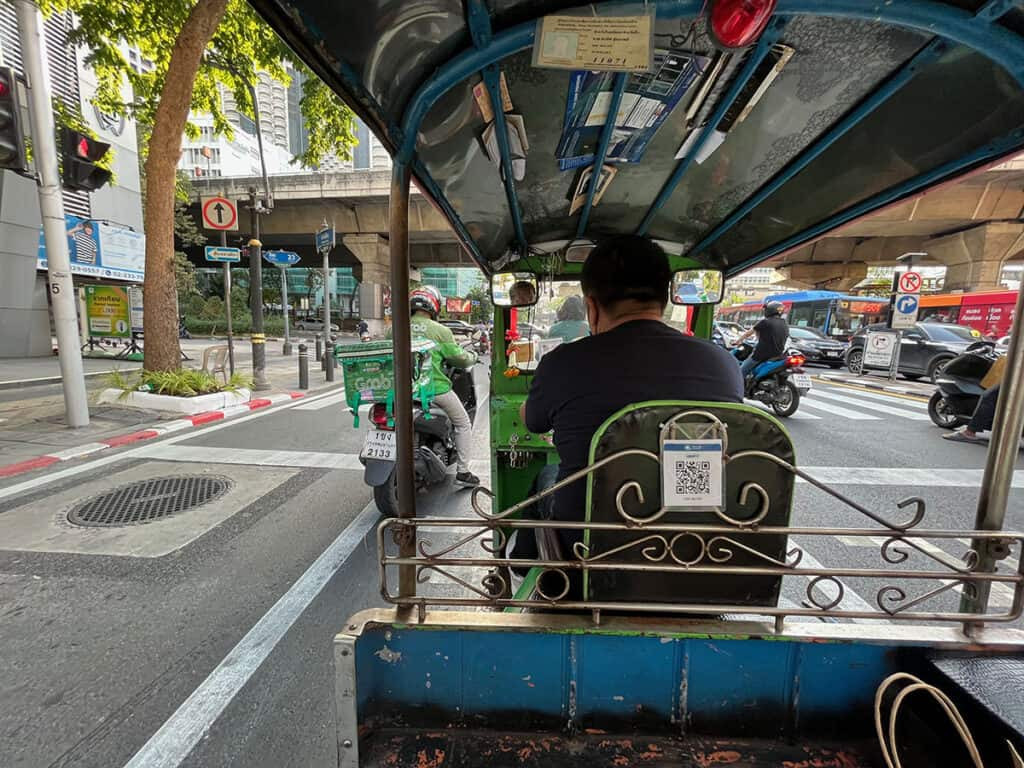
(446, 297), (472, 314)
(38, 214), (146, 282)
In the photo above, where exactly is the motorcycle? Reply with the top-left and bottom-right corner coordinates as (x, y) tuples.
(731, 339), (810, 417)
(473, 328), (490, 355)
(360, 363), (477, 516)
(928, 342), (999, 428)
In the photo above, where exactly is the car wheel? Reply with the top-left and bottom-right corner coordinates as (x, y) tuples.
(927, 357), (952, 384)
(846, 348), (864, 375)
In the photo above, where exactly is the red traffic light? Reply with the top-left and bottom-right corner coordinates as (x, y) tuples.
(76, 137), (90, 158)
(61, 128), (112, 191)
(708, 0), (778, 49)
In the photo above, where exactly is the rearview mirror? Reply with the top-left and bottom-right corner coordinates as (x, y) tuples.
(671, 269), (724, 305)
(492, 272), (539, 307)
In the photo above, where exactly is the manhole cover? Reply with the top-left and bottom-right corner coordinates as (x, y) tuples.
(67, 475), (232, 527)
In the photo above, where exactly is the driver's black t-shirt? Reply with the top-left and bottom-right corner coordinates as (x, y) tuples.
(752, 316), (789, 362)
(523, 319), (742, 538)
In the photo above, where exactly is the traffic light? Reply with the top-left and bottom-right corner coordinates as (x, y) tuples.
(0, 67), (28, 173)
(61, 127), (112, 191)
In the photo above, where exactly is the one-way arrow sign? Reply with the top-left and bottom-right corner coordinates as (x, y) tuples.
(201, 196), (239, 231)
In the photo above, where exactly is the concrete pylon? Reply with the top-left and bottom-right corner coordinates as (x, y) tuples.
(928, 222), (1024, 292)
(782, 261), (868, 291)
(343, 233), (390, 334)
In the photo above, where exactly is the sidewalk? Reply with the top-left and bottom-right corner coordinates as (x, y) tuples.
(0, 339), (342, 471)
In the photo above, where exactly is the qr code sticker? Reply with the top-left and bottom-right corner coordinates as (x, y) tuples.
(675, 460), (711, 496)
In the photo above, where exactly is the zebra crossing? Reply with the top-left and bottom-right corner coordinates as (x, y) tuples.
(751, 378), (931, 422)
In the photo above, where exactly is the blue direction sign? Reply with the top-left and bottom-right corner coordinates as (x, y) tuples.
(315, 226), (334, 254)
(263, 250), (301, 266)
(892, 293), (920, 330)
(204, 246), (241, 263)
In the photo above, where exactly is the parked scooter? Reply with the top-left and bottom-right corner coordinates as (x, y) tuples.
(928, 342), (1000, 428)
(360, 363), (477, 515)
(731, 339), (811, 417)
(357, 320), (371, 342)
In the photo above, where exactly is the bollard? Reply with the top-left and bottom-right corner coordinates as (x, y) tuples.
(298, 343), (309, 390)
(315, 334), (323, 370)
(325, 348), (335, 382)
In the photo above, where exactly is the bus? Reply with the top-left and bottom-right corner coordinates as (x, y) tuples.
(717, 290), (889, 340)
(918, 289), (1017, 338)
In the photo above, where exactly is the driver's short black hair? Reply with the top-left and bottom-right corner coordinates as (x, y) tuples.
(581, 235), (671, 309)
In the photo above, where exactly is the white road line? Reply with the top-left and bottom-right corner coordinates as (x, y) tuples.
(293, 390), (347, 411)
(0, 387), (343, 503)
(136, 444), (365, 471)
(798, 467), (1024, 487)
(743, 400), (822, 419)
(798, 398), (881, 420)
(807, 389), (929, 420)
(819, 385), (927, 410)
(122, 501), (379, 768)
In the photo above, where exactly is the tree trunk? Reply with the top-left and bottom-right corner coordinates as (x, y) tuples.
(142, 0), (229, 372)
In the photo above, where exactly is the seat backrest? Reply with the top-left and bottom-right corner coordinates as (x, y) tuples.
(584, 401), (795, 607)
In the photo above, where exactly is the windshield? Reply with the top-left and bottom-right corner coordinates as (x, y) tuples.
(789, 327), (826, 340)
(924, 324), (979, 342)
(511, 281), (590, 369)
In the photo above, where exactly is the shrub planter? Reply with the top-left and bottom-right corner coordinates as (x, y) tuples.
(97, 388), (252, 415)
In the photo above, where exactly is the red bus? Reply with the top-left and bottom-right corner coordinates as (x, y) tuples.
(917, 290), (1017, 338)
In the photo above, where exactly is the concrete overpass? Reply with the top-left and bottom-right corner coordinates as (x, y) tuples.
(774, 155), (1024, 291)
(186, 157), (1024, 296)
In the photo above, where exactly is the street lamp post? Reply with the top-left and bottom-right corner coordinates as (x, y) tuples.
(248, 186), (269, 391)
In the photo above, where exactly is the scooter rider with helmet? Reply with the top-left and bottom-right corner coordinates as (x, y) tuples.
(733, 300), (790, 380)
(396, 285), (480, 488)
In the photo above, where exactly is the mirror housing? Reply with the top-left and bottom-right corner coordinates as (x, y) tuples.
(671, 269), (724, 305)
(492, 272), (539, 308)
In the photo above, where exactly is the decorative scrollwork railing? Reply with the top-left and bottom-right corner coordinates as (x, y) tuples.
(378, 410), (1024, 631)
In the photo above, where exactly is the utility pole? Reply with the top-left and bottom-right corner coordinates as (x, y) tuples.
(15, 0), (89, 427)
(248, 186), (268, 390)
(221, 230), (234, 376)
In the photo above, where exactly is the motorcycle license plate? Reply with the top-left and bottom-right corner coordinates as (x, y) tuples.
(791, 373), (812, 390)
(360, 429), (397, 461)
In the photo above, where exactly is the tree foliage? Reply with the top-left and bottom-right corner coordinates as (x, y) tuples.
(42, 0), (356, 165)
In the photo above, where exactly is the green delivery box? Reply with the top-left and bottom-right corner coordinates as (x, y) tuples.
(334, 339), (435, 426)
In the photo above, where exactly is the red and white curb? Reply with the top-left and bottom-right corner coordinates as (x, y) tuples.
(0, 392), (305, 479)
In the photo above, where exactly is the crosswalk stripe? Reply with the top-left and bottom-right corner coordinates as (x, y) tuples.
(798, 398), (881, 420)
(743, 400), (822, 419)
(819, 384), (928, 410)
(806, 389), (929, 420)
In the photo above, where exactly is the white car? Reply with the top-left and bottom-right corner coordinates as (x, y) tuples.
(295, 317), (339, 332)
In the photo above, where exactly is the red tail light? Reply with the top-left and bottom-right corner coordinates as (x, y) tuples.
(370, 403), (393, 429)
(709, 0), (778, 49)
(786, 354), (806, 368)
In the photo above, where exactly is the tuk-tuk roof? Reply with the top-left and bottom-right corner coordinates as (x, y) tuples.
(250, 0), (1024, 276)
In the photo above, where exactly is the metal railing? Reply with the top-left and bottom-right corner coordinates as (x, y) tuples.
(379, 410), (1024, 634)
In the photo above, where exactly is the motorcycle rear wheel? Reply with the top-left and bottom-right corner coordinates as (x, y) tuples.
(771, 380), (800, 417)
(373, 471), (400, 516)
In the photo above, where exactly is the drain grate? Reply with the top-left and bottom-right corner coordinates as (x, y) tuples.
(67, 475), (232, 527)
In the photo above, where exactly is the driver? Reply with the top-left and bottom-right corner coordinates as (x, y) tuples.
(400, 286), (480, 488)
(520, 235), (742, 556)
(734, 301), (789, 379)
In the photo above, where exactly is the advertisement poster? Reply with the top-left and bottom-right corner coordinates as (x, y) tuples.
(128, 285), (144, 333)
(38, 215), (146, 282)
(446, 297), (472, 314)
(556, 49), (709, 171)
(83, 284), (131, 338)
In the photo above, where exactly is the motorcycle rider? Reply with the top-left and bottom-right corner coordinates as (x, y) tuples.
(399, 286), (480, 488)
(733, 300), (790, 379)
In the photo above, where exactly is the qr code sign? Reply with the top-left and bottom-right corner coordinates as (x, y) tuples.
(675, 459), (711, 496)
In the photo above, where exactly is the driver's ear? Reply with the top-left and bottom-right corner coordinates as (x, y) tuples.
(585, 296), (599, 331)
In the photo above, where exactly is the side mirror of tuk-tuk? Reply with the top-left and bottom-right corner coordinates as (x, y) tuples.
(671, 269), (724, 305)
(492, 272), (539, 307)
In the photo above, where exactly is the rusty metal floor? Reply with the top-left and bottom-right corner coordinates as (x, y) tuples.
(361, 729), (877, 767)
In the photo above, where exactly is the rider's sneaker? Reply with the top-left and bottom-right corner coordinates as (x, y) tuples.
(454, 471), (480, 488)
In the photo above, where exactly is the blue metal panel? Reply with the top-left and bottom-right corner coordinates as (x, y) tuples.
(686, 639), (796, 735)
(576, 73), (628, 239)
(725, 127), (1024, 277)
(687, 38), (948, 260)
(356, 627), (463, 716)
(576, 634), (678, 724)
(460, 630), (567, 720)
(635, 22), (783, 236)
(796, 642), (896, 724)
